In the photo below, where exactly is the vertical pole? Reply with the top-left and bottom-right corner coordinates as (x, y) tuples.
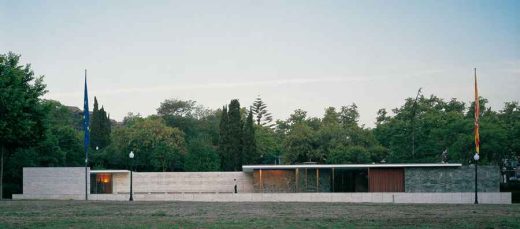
(259, 169), (263, 192)
(474, 68), (479, 205)
(474, 160), (478, 204)
(130, 160), (134, 201)
(0, 146), (4, 200)
(368, 168), (371, 192)
(305, 169), (308, 192)
(84, 69), (88, 201)
(332, 168), (335, 192)
(129, 171), (133, 201)
(85, 165), (88, 200)
(295, 168), (299, 192)
(316, 169), (319, 192)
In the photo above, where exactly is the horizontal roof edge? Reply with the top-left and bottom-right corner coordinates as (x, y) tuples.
(242, 163), (462, 172)
(90, 170), (130, 174)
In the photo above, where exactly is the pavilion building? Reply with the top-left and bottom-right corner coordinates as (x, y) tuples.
(13, 163), (510, 204)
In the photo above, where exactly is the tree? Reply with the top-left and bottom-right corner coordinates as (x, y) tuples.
(288, 109), (307, 125)
(315, 105), (383, 164)
(157, 99), (197, 117)
(339, 103), (359, 127)
(90, 97), (100, 149)
(90, 97), (111, 150)
(375, 108), (389, 125)
(103, 117), (187, 172)
(256, 125), (283, 164)
(185, 138), (220, 171)
(372, 94), (512, 165)
(252, 96), (273, 127)
(42, 100), (83, 166)
(242, 109), (257, 164)
(322, 107), (340, 126)
(328, 145), (371, 164)
(218, 106), (231, 170)
(500, 102), (520, 159)
(157, 99), (211, 119)
(0, 53), (47, 199)
(227, 99), (243, 170)
(283, 123), (319, 163)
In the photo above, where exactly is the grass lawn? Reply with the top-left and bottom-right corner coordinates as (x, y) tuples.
(0, 200), (519, 228)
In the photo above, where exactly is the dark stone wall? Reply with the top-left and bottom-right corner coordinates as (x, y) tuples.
(405, 166), (500, 192)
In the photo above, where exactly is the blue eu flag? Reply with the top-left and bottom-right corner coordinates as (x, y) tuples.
(83, 70), (89, 164)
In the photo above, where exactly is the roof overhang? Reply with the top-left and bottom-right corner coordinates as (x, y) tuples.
(90, 170), (130, 174)
(242, 163), (462, 173)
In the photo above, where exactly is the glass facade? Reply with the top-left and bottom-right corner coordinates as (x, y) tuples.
(90, 173), (113, 194)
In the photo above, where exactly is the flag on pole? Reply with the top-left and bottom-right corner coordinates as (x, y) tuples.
(474, 68), (480, 154)
(83, 70), (90, 162)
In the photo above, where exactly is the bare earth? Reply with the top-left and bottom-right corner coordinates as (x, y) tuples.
(0, 200), (519, 228)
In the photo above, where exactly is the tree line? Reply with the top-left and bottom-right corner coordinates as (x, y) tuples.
(1, 52), (519, 198)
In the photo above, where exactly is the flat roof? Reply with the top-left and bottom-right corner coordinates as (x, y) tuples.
(90, 170), (130, 174)
(242, 163), (462, 172)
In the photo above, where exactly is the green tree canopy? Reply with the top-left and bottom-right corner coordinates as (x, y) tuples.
(0, 53), (47, 199)
(103, 117), (187, 172)
(252, 96), (273, 127)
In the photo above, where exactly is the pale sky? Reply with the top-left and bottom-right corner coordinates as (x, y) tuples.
(1, 0), (519, 127)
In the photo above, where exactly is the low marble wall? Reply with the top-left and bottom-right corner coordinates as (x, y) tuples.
(113, 171), (254, 194)
(20, 167), (90, 200)
(14, 192), (511, 204)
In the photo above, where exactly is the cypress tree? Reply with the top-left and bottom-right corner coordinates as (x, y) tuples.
(218, 106), (231, 170)
(227, 99), (243, 171)
(90, 97), (101, 149)
(90, 97), (111, 150)
(242, 109), (257, 164)
(99, 106), (111, 147)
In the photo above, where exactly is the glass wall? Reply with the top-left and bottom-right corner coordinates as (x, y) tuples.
(90, 173), (113, 194)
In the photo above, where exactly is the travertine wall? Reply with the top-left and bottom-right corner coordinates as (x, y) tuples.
(85, 192), (510, 204)
(114, 172), (254, 194)
(405, 165), (500, 192)
(21, 167), (90, 200)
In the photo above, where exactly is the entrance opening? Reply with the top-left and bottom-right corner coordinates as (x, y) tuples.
(332, 169), (369, 192)
(90, 173), (113, 194)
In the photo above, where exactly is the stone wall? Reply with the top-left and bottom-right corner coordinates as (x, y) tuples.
(405, 165), (500, 192)
(113, 172), (254, 194)
(21, 167), (89, 200)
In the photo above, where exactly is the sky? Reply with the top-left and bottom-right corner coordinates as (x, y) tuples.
(1, 0), (519, 127)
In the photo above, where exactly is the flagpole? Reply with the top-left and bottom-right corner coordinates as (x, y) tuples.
(84, 69), (89, 201)
(475, 156), (478, 204)
(474, 67), (479, 204)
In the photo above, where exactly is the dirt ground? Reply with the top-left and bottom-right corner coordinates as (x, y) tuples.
(0, 200), (519, 228)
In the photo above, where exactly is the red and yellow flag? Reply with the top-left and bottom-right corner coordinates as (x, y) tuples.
(474, 68), (480, 154)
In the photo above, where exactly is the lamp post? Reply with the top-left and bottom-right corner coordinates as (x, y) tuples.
(129, 151), (134, 201)
(474, 153), (479, 204)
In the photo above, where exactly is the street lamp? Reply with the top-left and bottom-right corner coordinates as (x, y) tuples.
(474, 153), (479, 204)
(129, 151), (134, 201)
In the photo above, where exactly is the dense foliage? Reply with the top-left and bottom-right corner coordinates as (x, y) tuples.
(1, 52), (519, 198)
(89, 97), (111, 150)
